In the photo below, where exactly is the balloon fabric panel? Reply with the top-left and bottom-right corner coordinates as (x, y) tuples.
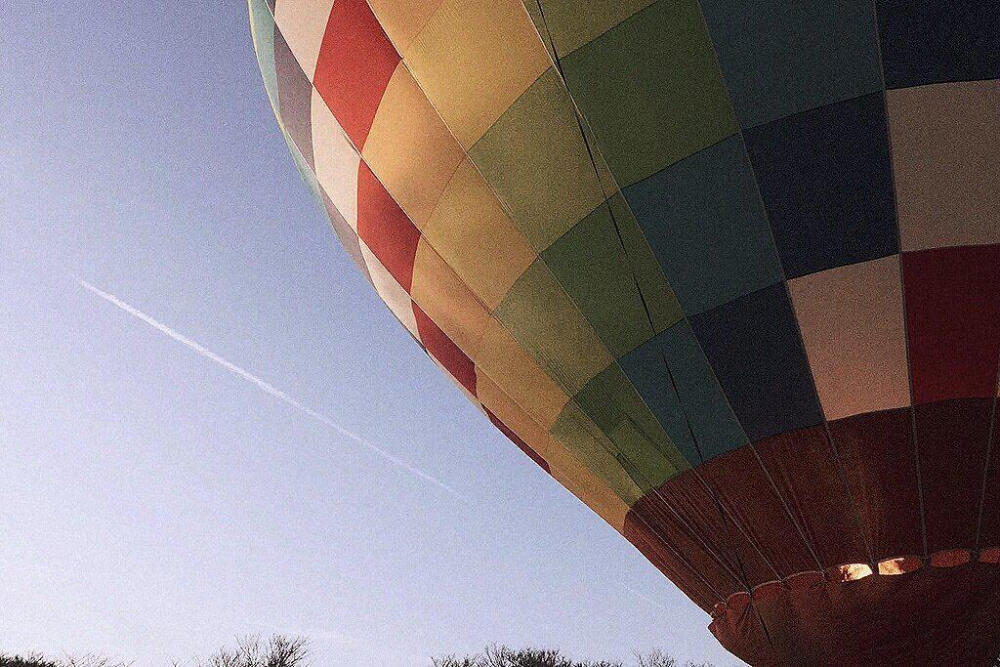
(250, 0), (1000, 663)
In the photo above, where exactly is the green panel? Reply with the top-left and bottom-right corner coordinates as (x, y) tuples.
(608, 194), (683, 334)
(470, 68), (608, 251)
(574, 363), (691, 485)
(494, 261), (614, 396)
(560, 0), (738, 186)
(248, 0), (280, 114)
(541, 194), (682, 357)
(524, 0), (658, 57)
(550, 401), (650, 497)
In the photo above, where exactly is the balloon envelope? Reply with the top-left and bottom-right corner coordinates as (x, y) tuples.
(250, 1), (1000, 663)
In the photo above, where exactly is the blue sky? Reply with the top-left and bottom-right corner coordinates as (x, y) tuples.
(0, 4), (741, 665)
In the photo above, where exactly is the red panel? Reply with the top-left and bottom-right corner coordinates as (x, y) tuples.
(313, 0), (399, 149)
(915, 398), (994, 553)
(412, 305), (477, 397)
(755, 425), (870, 568)
(485, 409), (550, 473)
(976, 413), (1000, 550)
(711, 563), (1000, 666)
(829, 409), (923, 559)
(356, 162), (420, 291)
(655, 467), (777, 587)
(697, 447), (819, 579)
(623, 508), (730, 611)
(902, 244), (1000, 404)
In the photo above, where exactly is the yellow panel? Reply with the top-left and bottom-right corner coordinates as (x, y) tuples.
(550, 453), (630, 532)
(526, 0), (657, 57)
(494, 261), (614, 395)
(363, 64), (465, 229)
(469, 68), (609, 250)
(368, 0), (447, 54)
(360, 242), (419, 337)
(410, 239), (491, 357)
(404, 0), (551, 148)
(478, 374), (551, 445)
(478, 375), (629, 530)
(423, 160), (537, 310)
(274, 0), (336, 79)
(477, 327), (568, 427)
(474, 317), (569, 431)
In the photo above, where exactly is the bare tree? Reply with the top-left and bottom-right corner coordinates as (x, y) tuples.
(0, 655), (130, 667)
(175, 635), (309, 667)
(432, 647), (714, 667)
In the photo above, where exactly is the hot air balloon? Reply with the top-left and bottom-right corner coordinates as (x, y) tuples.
(248, 1), (1000, 664)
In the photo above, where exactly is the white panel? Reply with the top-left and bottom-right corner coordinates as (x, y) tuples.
(274, 0), (336, 80)
(360, 242), (420, 338)
(311, 88), (360, 230)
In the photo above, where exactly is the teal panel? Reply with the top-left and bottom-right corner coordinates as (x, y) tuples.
(698, 0), (883, 128)
(623, 135), (783, 316)
(620, 320), (748, 464)
(249, 0), (280, 114)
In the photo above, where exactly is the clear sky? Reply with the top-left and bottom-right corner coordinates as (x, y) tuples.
(0, 4), (742, 665)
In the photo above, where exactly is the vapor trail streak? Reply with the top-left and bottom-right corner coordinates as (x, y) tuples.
(78, 278), (465, 501)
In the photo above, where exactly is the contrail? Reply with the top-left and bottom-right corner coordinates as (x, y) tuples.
(622, 584), (673, 614)
(77, 278), (466, 502)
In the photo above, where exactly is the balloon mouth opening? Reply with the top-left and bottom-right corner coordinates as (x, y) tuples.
(713, 547), (996, 615)
(877, 555), (922, 575)
(833, 549), (974, 582)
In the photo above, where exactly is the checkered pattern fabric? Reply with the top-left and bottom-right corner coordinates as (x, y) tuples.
(250, 2), (1000, 657)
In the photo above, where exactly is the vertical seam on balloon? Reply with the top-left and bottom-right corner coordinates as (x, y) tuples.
(869, 0), (929, 560)
(362, 0), (547, 239)
(522, 0), (824, 586)
(973, 355), (1000, 552)
(519, 0), (834, 578)
(294, 2), (750, 594)
(685, 0), (880, 571)
(531, 0), (785, 591)
(525, 0), (832, 574)
(530, 0), (749, 582)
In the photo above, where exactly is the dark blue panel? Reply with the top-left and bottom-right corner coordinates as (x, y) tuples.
(620, 320), (748, 464)
(699, 0), (883, 128)
(623, 135), (783, 316)
(274, 25), (314, 171)
(876, 0), (1000, 89)
(743, 93), (897, 279)
(689, 283), (823, 442)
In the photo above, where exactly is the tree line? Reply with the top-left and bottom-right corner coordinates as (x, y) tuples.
(1, 637), (717, 667)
